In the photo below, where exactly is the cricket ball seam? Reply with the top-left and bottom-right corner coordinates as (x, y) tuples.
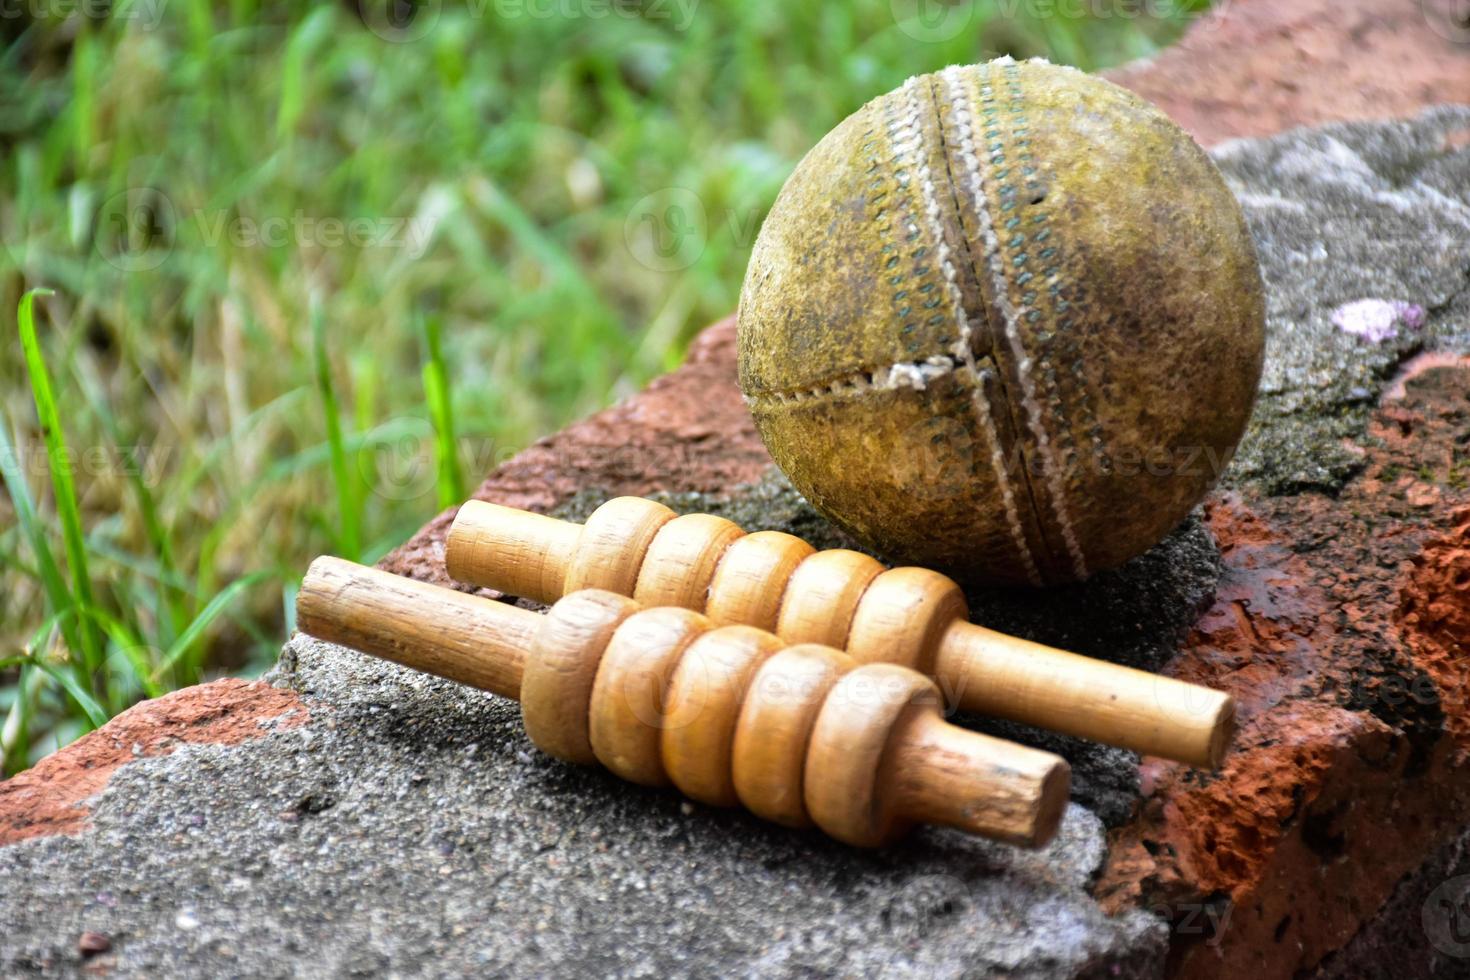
(989, 60), (1094, 580)
(942, 61), (1090, 580)
(739, 355), (960, 406)
(894, 72), (1043, 586)
(994, 62), (1111, 482)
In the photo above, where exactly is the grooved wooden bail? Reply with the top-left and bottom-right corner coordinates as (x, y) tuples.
(521, 590), (641, 765)
(444, 497), (1237, 768)
(297, 557), (1070, 848)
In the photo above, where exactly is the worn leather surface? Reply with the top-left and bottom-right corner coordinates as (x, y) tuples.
(739, 59), (1265, 585)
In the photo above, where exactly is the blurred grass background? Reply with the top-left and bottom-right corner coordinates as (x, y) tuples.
(0, 0), (1209, 772)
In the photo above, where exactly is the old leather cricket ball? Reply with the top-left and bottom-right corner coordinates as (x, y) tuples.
(737, 58), (1265, 586)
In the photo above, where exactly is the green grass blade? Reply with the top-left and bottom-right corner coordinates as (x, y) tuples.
(351, 350), (382, 541)
(71, 358), (187, 643)
(79, 538), (195, 594)
(75, 605), (166, 701)
(313, 302), (361, 558)
(0, 414), (75, 638)
(420, 314), (464, 509)
(33, 659), (109, 729)
(313, 303), (360, 560)
(277, 6), (336, 141)
(27, 607), (79, 653)
(281, 576), (299, 637)
(70, 30), (96, 171)
(151, 572), (269, 683)
(20, 610), (109, 733)
(1, 666), (40, 775)
(16, 288), (103, 673)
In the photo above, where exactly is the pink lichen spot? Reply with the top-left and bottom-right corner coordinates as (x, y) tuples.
(1331, 299), (1426, 343)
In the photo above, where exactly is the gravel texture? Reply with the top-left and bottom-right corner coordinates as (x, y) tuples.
(1, 634), (1164, 978)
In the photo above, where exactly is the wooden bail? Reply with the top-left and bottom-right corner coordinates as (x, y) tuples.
(443, 497), (1237, 768)
(296, 558), (1071, 849)
(804, 664), (1069, 848)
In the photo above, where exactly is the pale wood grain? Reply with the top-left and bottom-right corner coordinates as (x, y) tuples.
(706, 531), (815, 633)
(443, 497), (1236, 768)
(299, 558), (1070, 847)
(632, 513), (746, 611)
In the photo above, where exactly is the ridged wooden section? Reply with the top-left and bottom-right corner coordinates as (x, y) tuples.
(446, 498), (1236, 768)
(298, 556), (1070, 848)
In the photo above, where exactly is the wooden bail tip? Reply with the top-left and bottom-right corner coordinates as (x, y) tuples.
(803, 664), (1068, 848)
(935, 620), (1237, 769)
(446, 500), (582, 605)
(888, 710), (1071, 848)
(296, 556), (540, 700)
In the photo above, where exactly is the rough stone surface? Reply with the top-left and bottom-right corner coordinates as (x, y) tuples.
(1313, 824), (1470, 979)
(1107, 0), (1470, 148)
(1216, 110), (1470, 494)
(4, 106), (1469, 980)
(0, 634), (1166, 979)
(0, 679), (307, 847)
